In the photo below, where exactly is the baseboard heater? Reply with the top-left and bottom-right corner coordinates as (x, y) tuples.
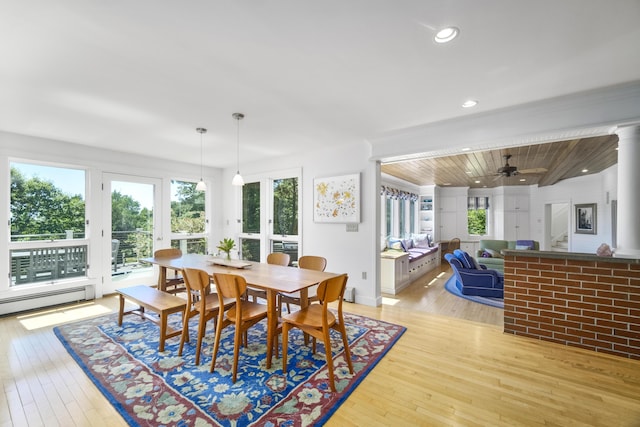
(0, 285), (95, 316)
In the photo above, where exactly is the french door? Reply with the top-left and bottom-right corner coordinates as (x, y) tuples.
(102, 174), (162, 294)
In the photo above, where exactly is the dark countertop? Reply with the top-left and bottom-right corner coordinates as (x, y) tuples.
(502, 249), (640, 264)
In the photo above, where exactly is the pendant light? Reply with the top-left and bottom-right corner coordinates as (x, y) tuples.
(231, 112), (245, 186)
(195, 127), (207, 191)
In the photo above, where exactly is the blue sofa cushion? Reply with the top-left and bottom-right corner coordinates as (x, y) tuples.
(454, 249), (476, 269)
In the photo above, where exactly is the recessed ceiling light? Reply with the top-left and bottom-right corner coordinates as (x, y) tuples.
(461, 147), (470, 152)
(443, 183), (451, 186)
(519, 178), (526, 182)
(474, 180), (481, 184)
(462, 100), (478, 108)
(434, 27), (459, 43)
(582, 169), (589, 173)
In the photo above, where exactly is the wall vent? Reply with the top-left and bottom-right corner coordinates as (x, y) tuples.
(0, 285), (95, 316)
(343, 287), (355, 303)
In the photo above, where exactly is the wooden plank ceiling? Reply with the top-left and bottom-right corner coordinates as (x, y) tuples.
(381, 135), (619, 188)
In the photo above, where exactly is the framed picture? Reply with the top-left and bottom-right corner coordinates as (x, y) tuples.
(575, 203), (597, 234)
(313, 173), (360, 223)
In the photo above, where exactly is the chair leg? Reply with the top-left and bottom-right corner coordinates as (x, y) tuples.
(178, 312), (191, 356)
(322, 327), (336, 392)
(195, 312), (208, 365)
(282, 323), (290, 374)
(210, 313), (225, 373)
(232, 325), (243, 383)
(337, 322), (354, 374)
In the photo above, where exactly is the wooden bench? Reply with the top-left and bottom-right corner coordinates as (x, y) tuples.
(116, 285), (187, 352)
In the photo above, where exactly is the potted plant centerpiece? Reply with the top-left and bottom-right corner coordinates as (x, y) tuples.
(217, 238), (236, 260)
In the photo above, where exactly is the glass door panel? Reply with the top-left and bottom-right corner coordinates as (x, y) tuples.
(103, 174), (160, 294)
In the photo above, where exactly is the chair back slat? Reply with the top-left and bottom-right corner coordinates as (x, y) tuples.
(267, 252), (290, 266)
(183, 268), (210, 294)
(317, 274), (348, 304)
(154, 248), (182, 259)
(298, 255), (327, 272)
(213, 273), (247, 301)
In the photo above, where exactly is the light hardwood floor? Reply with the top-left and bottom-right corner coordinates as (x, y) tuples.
(1, 267), (639, 426)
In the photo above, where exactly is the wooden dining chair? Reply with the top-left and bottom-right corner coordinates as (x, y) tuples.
(278, 255), (327, 314)
(246, 252), (291, 302)
(154, 248), (185, 294)
(210, 273), (269, 382)
(281, 274), (353, 392)
(178, 268), (233, 365)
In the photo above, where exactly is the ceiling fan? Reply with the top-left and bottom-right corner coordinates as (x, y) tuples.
(495, 154), (547, 178)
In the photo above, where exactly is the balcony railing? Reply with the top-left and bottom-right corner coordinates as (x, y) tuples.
(10, 231), (209, 286)
(10, 230), (154, 286)
(11, 245), (88, 285)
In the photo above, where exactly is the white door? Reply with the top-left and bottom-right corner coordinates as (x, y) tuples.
(102, 174), (162, 294)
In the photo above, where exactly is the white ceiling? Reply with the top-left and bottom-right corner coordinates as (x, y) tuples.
(2, 1), (640, 169)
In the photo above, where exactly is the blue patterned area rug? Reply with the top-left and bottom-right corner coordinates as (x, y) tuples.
(444, 275), (504, 309)
(54, 310), (405, 426)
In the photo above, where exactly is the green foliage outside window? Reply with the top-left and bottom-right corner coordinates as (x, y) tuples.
(170, 181), (205, 234)
(10, 167), (85, 240)
(273, 178), (298, 235)
(243, 182), (261, 234)
(468, 209), (487, 235)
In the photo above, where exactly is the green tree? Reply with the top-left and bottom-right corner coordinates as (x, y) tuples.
(170, 181), (205, 233)
(468, 209), (487, 235)
(111, 191), (153, 263)
(111, 191), (146, 232)
(10, 167), (85, 239)
(242, 182), (261, 233)
(273, 178), (298, 235)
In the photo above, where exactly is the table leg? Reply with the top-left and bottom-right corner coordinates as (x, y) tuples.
(299, 287), (310, 345)
(158, 266), (167, 291)
(265, 289), (276, 369)
(118, 294), (125, 326)
(299, 288), (309, 309)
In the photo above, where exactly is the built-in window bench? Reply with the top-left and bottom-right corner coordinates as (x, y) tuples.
(381, 245), (440, 294)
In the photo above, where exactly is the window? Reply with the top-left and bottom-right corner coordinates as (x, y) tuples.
(170, 180), (207, 254)
(398, 200), (406, 238)
(239, 170), (300, 263)
(240, 181), (261, 261)
(380, 186), (418, 239)
(409, 198), (416, 234)
(468, 196), (489, 236)
(10, 161), (88, 285)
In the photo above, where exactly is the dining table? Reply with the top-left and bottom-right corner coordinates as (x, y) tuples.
(140, 253), (341, 368)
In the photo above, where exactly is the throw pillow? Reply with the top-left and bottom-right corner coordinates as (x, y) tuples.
(481, 251), (492, 258)
(485, 248), (503, 258)
(388, 238), (407, 252)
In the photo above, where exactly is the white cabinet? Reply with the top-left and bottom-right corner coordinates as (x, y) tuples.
(380, 251), (410, 295)
(460, 241), (478, 254)
(419, 195), (434, 234)
(504, 211), (530, 240)
(504, 194), (529, 211)
(504, 193), (530, 240)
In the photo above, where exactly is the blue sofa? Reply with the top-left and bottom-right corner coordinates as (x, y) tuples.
(445, 249), (504, 298)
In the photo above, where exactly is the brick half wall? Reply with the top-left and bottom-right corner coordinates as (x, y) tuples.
(503, 251), (640, 360)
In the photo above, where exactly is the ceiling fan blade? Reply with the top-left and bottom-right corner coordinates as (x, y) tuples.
(519, 167), (548, 174)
